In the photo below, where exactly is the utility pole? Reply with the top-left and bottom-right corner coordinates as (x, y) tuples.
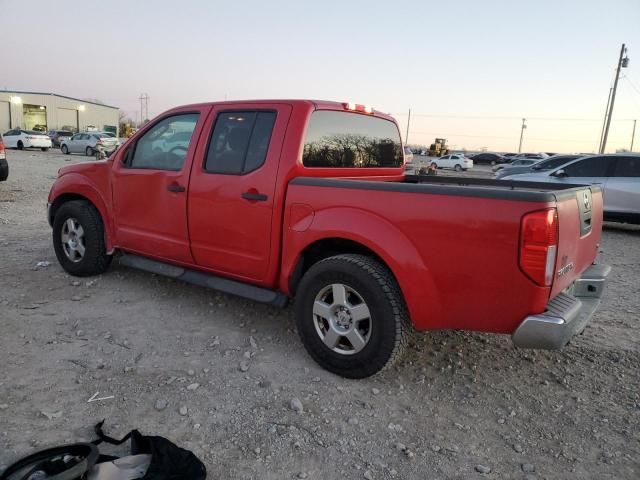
(598, 87), (613, 152)
(405, 108), (411, 145)
(139, 93), (150, 126)
(518, 118), (527, 153)
(631, 119), (637, 151)
(600, 43), (629, 153)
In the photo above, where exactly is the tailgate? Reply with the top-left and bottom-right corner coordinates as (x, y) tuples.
(550, 185), (603, 297)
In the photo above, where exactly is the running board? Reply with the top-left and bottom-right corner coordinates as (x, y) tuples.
(119, 254), (289, 308)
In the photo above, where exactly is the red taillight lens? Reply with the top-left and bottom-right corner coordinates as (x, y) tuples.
(519, 208), (558, 286)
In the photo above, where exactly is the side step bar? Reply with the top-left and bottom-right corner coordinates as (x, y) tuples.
(119, 254), (289, 308)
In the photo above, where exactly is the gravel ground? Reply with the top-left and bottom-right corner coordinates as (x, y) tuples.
(1, 149), (638, 479)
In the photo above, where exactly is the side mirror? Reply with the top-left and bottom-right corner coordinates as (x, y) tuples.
(553, 169), (568, 178)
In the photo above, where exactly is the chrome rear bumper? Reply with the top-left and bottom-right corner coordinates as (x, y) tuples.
(512, 264), (611, 349)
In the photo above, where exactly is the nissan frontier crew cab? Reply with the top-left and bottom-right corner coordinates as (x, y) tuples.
(47, 100), (610, 378)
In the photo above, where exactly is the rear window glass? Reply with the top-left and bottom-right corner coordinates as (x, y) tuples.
(58, 131), (72, 136)
(302, 111), (402, 168)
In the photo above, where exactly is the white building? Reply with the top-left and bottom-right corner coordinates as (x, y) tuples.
(0, 90), (119, 136)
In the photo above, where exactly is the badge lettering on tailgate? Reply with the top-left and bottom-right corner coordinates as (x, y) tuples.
(557, 255), (575, 278)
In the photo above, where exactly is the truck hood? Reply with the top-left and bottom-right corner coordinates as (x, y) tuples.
(58, 159), (112, 178)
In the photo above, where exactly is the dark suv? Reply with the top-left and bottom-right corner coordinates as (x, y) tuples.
(48, 129), (74, 147)
(469, 152), (505, 165)
(0, 134), (8, 182)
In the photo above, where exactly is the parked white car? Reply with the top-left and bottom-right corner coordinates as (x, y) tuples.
(430, 153), (473, 172)
(403, 146), (415, 173)
(2, 129), (52, 151)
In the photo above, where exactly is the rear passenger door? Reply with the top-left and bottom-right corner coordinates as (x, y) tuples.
(187, 103), (292, 283)
(606, 156), (640, 214)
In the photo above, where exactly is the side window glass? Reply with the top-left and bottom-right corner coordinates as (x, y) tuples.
(130, 113), (199, 170)
(613, 157), (640, 177)
(204, 111), (276, 174)
(563, 157), (612, 177)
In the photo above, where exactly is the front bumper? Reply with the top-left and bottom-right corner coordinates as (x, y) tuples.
(512, 264), (611, 349)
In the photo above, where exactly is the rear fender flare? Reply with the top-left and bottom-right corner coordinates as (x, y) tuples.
(281, 206), (441, 328)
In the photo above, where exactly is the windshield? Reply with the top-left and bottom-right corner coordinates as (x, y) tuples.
(532, 155), (580, 170)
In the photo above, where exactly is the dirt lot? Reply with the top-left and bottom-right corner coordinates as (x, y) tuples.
(1, 149), (638, 479)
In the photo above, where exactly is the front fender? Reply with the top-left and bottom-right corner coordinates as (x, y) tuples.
(281, 206), (440, 329)
(48, 173), (114, 252)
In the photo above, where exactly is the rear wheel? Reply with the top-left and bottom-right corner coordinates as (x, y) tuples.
(85, 146), (94, 157)
(61, 145), (69, 154)
(490, 160), (496, 166)
(295, 254), (410, 378)
(52, 200), (112, 277)
(454, 164), (462, 172)
(41, 147), (49, 152)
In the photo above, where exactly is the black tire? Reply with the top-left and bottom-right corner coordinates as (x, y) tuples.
(85, 147), (94, 157)
(0, 164), (8, 182)
(295, 254), (410, 378)
(41, 147), (49, 152)
(17, 141), (24, 150)
(61, 144), (69, 154)
(52, 200), (112, 277)
(430, 162), (438, 169)
(454, 164), (462, 172)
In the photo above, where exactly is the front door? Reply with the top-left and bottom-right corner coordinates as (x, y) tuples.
(555, 155), (616, 199)
(111, 106), (211, 264)
(187, 103), (292, 283)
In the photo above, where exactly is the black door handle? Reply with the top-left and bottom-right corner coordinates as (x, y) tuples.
(241, 191), (268, 202)
(167, 183), (186, 193)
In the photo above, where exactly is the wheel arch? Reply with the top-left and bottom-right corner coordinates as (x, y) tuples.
(281, 207), (441, 329)
(49, 177), (114, 252)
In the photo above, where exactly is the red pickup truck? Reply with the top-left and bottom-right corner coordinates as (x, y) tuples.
(48, 100), (610, 378)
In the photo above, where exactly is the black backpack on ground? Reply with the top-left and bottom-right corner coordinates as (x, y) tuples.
(0, 420), (207, 480)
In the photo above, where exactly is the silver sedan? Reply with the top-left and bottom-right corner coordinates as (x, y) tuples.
(500, 154), (640, 223)
(61, 132), (120, 156)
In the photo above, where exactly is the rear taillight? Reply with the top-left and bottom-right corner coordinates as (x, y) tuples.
(519, 208), (558, 287)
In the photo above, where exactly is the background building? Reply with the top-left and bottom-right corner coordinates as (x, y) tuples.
(0, 90), (119, 136)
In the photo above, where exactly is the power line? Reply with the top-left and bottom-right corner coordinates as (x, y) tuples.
(391, 113), (637, 122)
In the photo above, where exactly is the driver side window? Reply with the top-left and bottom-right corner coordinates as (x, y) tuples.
(130, 113), (200, 170)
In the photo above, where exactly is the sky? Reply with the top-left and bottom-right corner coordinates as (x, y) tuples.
(2, 0), (640, 153)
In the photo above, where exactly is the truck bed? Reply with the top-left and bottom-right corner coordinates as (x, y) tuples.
(292, 175), (598, 202)
(286, 175), (603, 334)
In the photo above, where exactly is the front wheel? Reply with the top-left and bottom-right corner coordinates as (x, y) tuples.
(17, 141), (24, 150)
(454, 164), (462, 172)
(41, 147), (49, 152)
(52, 200), (112, 276)
(61, 145), (69, 154)
(430, 162), (438, 169)
(295, 254), (410, 378)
